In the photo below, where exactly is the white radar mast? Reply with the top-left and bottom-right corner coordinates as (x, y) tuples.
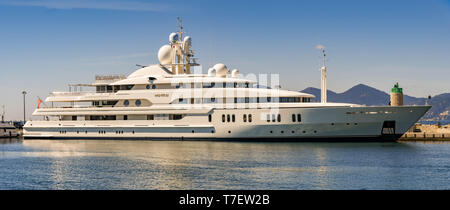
(317, 45), (327, 103)
(158, 17), (198, 74)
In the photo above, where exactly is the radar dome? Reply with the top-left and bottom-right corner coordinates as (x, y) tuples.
(158, 45), (173, 65)
(213, 63), (229, 78)
(183, 36), (192, 46)
(169, 33), (179, 43)
(208, 68), (216, 77)
(231, 69), (239, 78)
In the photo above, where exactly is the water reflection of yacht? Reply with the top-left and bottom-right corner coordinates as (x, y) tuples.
(23, 20), (430, 141)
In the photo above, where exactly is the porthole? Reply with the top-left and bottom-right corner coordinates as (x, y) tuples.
(146, 85), (150, 89)
(211, 130), (215, 133)
(331, 123), (335, 125)
(314, 130), (317, 133)
(152, 85), (156, 89)
(135, 100), (142, 106)
(302, 131), (306, 133)
(281, 131), (284, 134)
(270, 131), (273, 133)
(124, 100), (130, 106)
(192, 130), (195, 133)
(228, 131), (231, 133)
(291, 131), (295, 133)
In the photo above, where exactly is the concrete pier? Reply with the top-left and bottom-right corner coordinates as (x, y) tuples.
(399, 123), (450, 141)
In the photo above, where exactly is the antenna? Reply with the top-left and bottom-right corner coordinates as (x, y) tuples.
(316, 45), (327, 103)
(1, 105), (4, 123)
(177, 17), (184, 40)
(136, 64), (148, 68)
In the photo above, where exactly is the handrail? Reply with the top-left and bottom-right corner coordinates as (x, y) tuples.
(50, 91), (114, 96)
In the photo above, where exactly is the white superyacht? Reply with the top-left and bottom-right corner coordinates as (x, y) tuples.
(23, 23), (430, 141)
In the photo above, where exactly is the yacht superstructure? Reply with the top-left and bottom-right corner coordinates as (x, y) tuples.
(23, 22), (430, 141)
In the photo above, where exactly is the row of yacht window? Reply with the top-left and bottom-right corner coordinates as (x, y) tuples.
(95, 82), (254, 93)
(175, 97), (311, 104)
(90, 97), (311, 108)
(81, 114), (184, 121)
(63, 113), (302, 123)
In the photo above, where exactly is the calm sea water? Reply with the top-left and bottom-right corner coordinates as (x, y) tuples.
(0, 138), (449, 190)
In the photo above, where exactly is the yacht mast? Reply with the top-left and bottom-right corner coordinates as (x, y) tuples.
(319, 47), (327, 103)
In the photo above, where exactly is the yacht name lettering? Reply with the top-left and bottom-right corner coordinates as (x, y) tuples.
(155, 93), (169, 97)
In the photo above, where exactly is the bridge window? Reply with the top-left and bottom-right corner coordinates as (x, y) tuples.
(203, 82), (215, 88)
(171, 114), (183, 120)
(89, 115), (116, 120)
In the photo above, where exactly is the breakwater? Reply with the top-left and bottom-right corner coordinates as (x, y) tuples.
(399, 124), (450, 141)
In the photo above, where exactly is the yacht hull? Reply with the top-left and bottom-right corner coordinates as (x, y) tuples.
(23, 105), (430, 142)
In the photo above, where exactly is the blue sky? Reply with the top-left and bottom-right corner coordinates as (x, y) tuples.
(0, 0), (449, 120)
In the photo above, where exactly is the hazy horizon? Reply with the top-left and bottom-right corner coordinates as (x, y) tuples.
(1, 0), (449, 121)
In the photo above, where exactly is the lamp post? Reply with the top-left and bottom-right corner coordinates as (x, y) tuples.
(22, 91), (27, 123)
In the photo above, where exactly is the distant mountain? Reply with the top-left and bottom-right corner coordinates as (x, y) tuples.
(300, 84), (450, 122)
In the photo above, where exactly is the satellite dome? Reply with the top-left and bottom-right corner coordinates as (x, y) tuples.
(158, 45), (173, 65)
(169, 33), (179, 43)
(207, 68), (216, 77)
(231, 69), (239, 78)
(183, 36), (192, 46)
(213, 63), (229, 78)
